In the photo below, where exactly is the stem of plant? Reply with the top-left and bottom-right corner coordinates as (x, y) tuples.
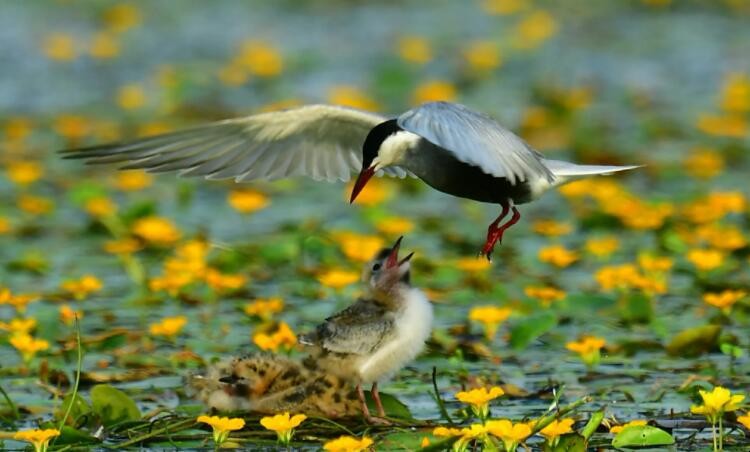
(54, 315), (83, 443)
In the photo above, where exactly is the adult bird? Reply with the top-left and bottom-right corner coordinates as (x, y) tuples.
(62, 101), (639, 258)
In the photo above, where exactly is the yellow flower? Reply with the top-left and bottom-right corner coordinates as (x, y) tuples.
(132, 216), (181, 245)
(455, 386), (504, 419)
(468, 306), (512, 340)
(18, 194), (54, 215)
(397, 36), (432, 65)
(227, 189), (269, 213)
(236, 40), (283, 77)
(703, 290), (745, 313)
(697, 114), (747, 138)
(0, 216), (11, 234)
(375, 216), (414, 236)
(0, 289), (39, 313)
(738, 413), (750, 430)
(696, 224), (747, 251)
(538, 245), (578, 268)
(0, 318), (37, 335)
(54, 115), (90, 140)
(104, 3), (141, 33)
(684, 147), (724, 179)
(5, 117), (32, 142)
(412, 80), (457, 104)
(103, 238), (142, 255)
(116, 83), (146, 110)
(328, 86), (380, 112)
(524, 285), (566, 306)
(204, 268), (247, 292)
(690, 386), (745, 423)
(344, 177), (391, 206)
(485, 419), (532, 451)
(59, 305), (83, 326)
(197, 415), (245, 445)
(515, 10), (557, 49)
(114, 170), (153, 191)
(432, 426), (463, 437)
(253, 322), (297, 352)
(532, 219), (572, 237)
(13, 429), (60, 452)
(566, 336), (605, 367)
(322, 435), (374, 452)
(456, 257), (492, 272)
(260, 412), (307, 445)
(637, 254), (673, 273)
(463, 40), (502, 73)
(84, 196), (117, 218)
(244, 297), (284, 320)
(6, 161), (43, 186)
(333, 231), (385, 262)
(318, 269), (359, 289)
(721, 72), (750, 113)
(606, 198), (673, 230)
(595, 264), (640, 291)
(61, 274), (103, 300)
(42, 33), (77, 61)
(10, 334), (50, 363)
(149, 273), (194, 296)
(149, 316), (188, 338)
(89, 32), (120, 59)
(539, 418), (574, 443)
(585, 236), (620, 258)
(686, 248), (725, 272)
(609, 419), (647, 434)
(482, 0), (528, 15)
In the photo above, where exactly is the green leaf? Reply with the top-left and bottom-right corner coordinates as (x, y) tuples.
(622, 293), (653, 324)
(545, 433), (586, 451)
(581, 410), (604, 441)
(54, 425), (101, 445)
(54, 393), (91, 426)
(509, 312), (557, 349)
(666, 325), (721, 357)
(612, 425), (675, 448)
(67, 181), (109, 206)
(365, 391), (412, 419)
(90, 384), (141, 426)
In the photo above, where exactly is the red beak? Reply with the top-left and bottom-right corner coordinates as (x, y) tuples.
(385, 236), (403, 269)
(350, 166), (376, 204)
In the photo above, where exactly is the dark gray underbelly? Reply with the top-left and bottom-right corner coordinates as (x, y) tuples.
(404, 141), (533, 205)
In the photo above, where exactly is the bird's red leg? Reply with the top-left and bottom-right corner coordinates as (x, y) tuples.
(494, 206), (521, 245)
(480, 202), (510, 259)
(356, 382), (390, 424)
(372, 382), (386, 417)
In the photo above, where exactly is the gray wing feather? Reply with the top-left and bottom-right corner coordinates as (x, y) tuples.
(306, 299), (393, 355)
(62, 105), (403, 183)
(397, 102), (554, 184)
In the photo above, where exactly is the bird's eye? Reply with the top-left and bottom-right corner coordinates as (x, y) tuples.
(372, 263), (382, 271)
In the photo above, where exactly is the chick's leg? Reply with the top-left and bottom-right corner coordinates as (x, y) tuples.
(371, 382), (386, 417)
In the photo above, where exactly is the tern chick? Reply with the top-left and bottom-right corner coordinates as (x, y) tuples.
(62, 101), (639, 259)
(188, 354), (361, 417)
(299, 237), (433, 423)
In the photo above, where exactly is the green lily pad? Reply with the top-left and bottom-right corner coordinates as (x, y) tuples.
(612, 425), (675, 448)
(666, 325), (721, 357)
(90, 384), (141, 426)
(364, 391), (412, 419)
(509, 312), (557, 350)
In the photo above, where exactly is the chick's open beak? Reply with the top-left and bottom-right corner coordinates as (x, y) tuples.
(385, 236), (403, 269)
(350, 166), (376, 204)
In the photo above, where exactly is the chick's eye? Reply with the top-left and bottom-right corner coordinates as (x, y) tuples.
(372, 263), (381, 271)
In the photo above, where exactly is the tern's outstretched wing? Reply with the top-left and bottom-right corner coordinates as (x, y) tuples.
(62, 105), (407, 182)
(397, 101), (554, 185)
(299, 299), (393, 356)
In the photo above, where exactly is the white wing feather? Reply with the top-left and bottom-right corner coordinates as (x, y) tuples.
(63, 105), (407, 183)
(397, 102), (554, 184)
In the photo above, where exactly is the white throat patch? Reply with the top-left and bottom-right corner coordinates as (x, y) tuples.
(374, 131), (421, 170)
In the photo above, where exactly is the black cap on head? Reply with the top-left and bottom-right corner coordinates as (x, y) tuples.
(361, 119), (402, 170)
